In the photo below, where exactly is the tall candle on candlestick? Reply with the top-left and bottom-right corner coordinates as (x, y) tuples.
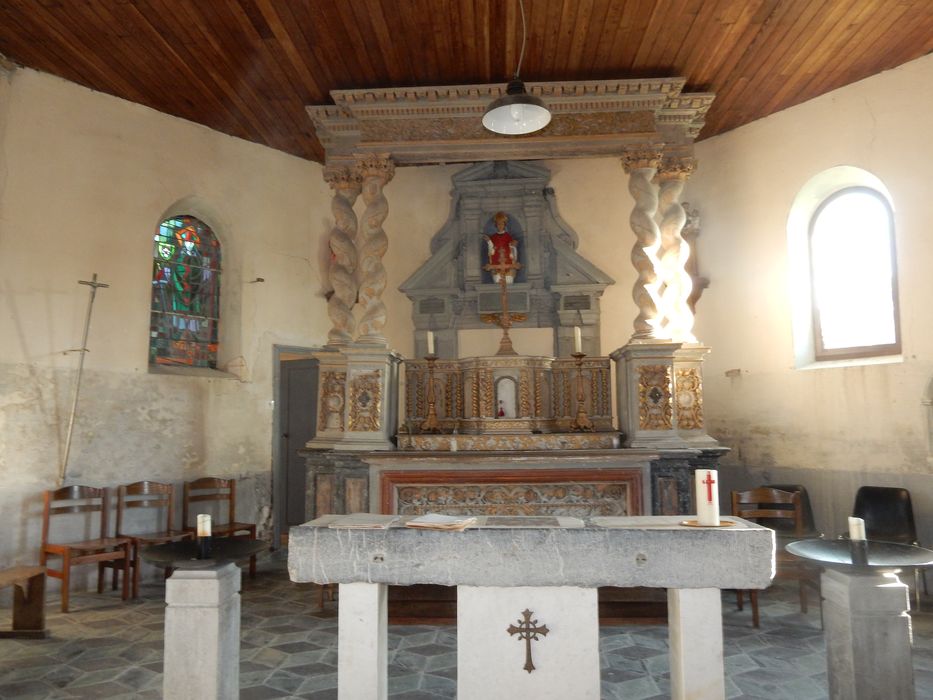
(695, 469), (720, 526)
(426, 330), (435, 356)
(573, 326), (582, 354)
(197, 513), (213, 559)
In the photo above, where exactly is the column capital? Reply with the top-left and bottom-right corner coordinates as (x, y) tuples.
(621, 148), (663, 173)
(355, 153), (396, 183)
(657, 156), (697, 182)
(324, 164), (362, 192)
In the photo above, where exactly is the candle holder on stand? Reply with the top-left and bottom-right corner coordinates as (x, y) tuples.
(570, 351), (595, 432)
(849, 538), (869, 566)
(420, 354), (442, 433)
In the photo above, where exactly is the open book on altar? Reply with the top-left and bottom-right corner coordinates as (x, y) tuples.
(405, 514), (477, 531)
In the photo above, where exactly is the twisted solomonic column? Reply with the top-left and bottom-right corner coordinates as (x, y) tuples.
(355, 155), (395, 345)
(324, 165), (362, 345)
(656, 156), (697, 342)
(622, 149), (664, 340)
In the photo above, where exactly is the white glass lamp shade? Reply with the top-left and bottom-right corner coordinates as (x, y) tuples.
(482, 79), (551, 135)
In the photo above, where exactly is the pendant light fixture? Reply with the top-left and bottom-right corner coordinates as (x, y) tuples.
(482, 0), (551, 135)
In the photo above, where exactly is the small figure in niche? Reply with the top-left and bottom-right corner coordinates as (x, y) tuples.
(483, 212), (519, 283)
(497, 400), (506, 418)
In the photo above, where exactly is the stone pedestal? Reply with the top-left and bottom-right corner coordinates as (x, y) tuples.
(458, 586), (599, 700)
(338, 582), (388, 700)
(821, 568), (915, 700)
(163, 564), (241, 700)
(668, 588), (724, 700)
(611, 341), (719, 449)
(612, 341), (688, 448)
(307, 344), (401, 451)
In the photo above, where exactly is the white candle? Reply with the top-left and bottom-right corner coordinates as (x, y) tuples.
(426, 330), (435, 355)
(695, 469), (720, 526)
(573, 326), (582, 353)
(848, 516), (866, 541)
(197, 513), (212, 538)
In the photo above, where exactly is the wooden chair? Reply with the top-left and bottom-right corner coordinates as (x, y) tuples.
(183, 477), (258, 577)
(40, 486), (131, 613)
(731, 487), (822, 627)
(112, 481), (193, 597)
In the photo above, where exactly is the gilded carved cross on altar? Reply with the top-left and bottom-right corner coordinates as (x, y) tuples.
(483, 258), (522, 356)
(507, 609), (549, 673)
(702, 471), (716, 502)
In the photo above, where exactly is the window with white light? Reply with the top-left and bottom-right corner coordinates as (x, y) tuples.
(808, 187), (900, 360)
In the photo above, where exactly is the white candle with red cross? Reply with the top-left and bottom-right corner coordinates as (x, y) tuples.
(695, 469), (720, 526)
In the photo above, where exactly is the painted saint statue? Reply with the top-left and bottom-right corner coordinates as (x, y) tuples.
(484, 211), (519, 283)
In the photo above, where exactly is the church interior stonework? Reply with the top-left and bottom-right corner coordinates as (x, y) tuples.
(2, 2), (933, 698)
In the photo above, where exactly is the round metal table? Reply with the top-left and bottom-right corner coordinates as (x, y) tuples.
(142, 537), (266, 569)
(786, 538), (933, 572)
(785, 538), (933, 700)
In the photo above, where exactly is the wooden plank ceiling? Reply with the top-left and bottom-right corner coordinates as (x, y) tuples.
(0, 1), (930, 163)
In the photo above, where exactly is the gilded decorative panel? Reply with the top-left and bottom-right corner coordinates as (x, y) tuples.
(519, 369), (531, 418)
(675, 368), (704, 430)
(638, 365), (673, 430)
(348, 370), (382, 432)
(318, 371), (346, 432)
(395, 482), (631, 517)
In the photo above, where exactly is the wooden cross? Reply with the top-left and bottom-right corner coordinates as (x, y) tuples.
(702, 471), (716, 503)
(507, 608), (549, 673)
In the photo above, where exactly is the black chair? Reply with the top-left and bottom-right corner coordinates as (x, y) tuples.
(851, 486), (928, 607)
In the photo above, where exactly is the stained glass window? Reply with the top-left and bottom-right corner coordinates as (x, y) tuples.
(149, 215), (221, 369)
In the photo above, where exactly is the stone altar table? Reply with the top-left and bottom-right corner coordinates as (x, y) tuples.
(288, 515), (773, 700)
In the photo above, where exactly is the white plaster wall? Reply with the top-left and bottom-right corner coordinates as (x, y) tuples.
(688, 54), (933, 542)
(0, 67), (331, 573)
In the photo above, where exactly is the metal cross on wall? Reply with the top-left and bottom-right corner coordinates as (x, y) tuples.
(507, 608), (549, 673)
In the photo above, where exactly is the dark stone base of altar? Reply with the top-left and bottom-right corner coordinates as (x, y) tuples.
(388, 585), (667, 625)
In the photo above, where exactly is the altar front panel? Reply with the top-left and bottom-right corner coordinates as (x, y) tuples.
(379, 467), (643, 517)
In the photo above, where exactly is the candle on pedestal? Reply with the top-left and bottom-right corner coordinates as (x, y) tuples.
(848, 517), (866, 541)
(695, 469), (720, 526)
(426, 330), (435, 356)
(573, 326), (582, 353)
(197, 513), (213, 559)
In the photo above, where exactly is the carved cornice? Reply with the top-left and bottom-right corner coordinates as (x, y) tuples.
(307, 78), (714, 165)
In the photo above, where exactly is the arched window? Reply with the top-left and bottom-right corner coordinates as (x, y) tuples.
(788, 167), (901, 367)
(149, 215), (221, 369)
(808, 187), (899, 360)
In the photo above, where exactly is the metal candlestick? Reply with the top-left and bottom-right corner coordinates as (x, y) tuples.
(570, 351), (595, 432)
(420, 354), (442, 433)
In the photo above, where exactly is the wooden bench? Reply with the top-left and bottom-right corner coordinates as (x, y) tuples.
(0, 566), (48, 638)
